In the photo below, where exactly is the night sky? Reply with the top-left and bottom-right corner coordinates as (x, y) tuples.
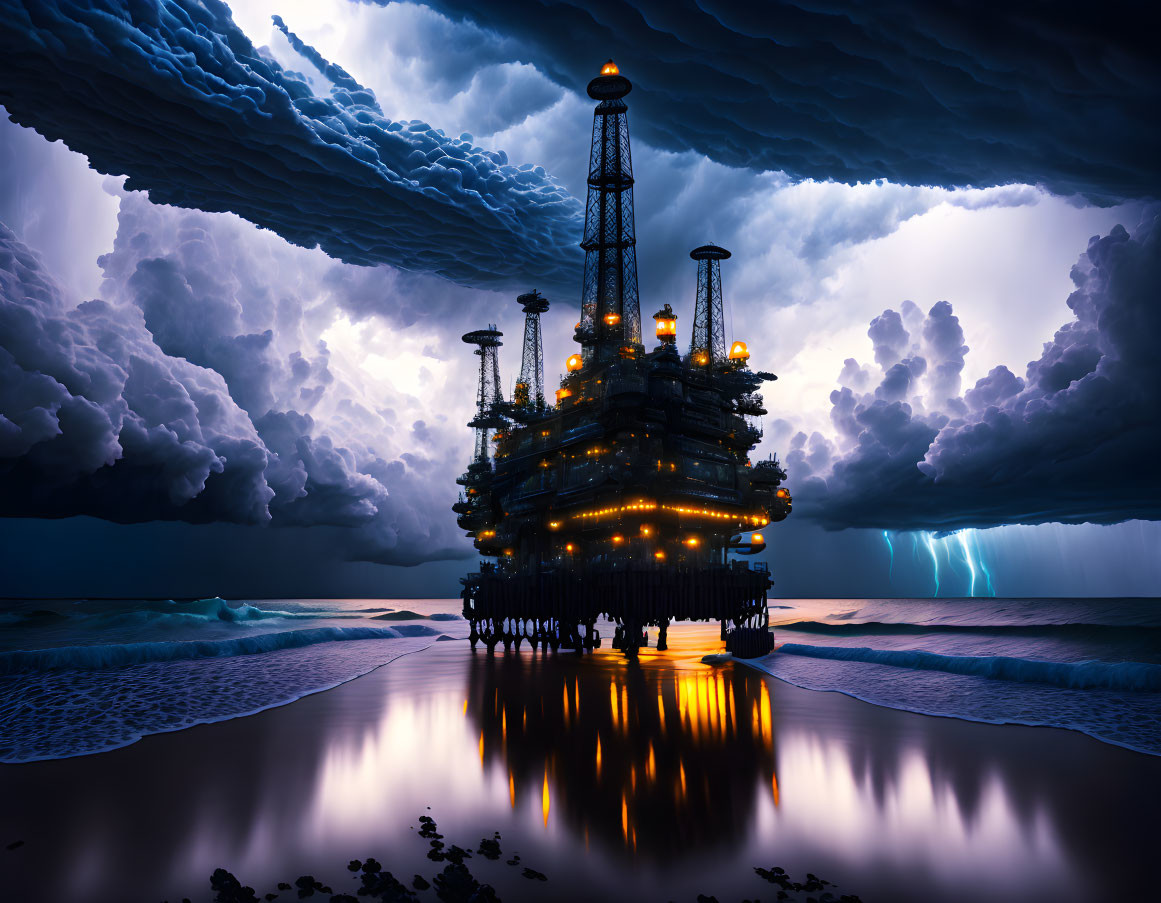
(1, 0), (1158, 599)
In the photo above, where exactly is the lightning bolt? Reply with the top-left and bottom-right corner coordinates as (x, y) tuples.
(923, 532), (941, 597)
(956, 532), (977, 596)
(882, 530), (894, 583)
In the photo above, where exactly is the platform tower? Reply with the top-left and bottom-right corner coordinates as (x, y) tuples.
(577, 60), (640, 361)
(689, 244), (731, 368)
(514, 291), (549, 411)
(462, 326), (504, 463)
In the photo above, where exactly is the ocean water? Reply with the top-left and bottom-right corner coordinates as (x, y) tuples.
(1, 596), (1158, 764)
(0, 597), (468, 762)
(758, 597), (1161, 755)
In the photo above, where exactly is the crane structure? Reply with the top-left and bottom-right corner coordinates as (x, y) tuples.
(453, 61), (792, 659)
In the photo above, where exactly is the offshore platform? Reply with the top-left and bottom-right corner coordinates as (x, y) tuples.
(454, 61), (791, 658)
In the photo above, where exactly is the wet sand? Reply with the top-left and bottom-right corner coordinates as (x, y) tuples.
(1, 627), (1159, 903)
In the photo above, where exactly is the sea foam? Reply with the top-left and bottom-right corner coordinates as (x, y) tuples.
(776, 643), (1161, 692)
(0, 625), (442, 675)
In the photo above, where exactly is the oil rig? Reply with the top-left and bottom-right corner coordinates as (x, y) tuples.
(454, 61), (791, 658)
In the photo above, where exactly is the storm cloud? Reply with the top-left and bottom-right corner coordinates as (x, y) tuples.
(0, 0), (582, 292)
(420, 0), (1160, 201)
(0, 203), (469, 565)
(787, 209), (1161, 531)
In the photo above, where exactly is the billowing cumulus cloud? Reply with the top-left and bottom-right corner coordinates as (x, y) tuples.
(419, 0), (1160, 200)
(787, 209), (1161, 531)
(0, 0), (582, 292)
(0, 193), (475, 564)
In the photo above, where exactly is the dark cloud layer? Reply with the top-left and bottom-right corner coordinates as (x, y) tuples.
(788, 210), (1161, 531)
(420, 0), (1160, 200)
(0, 0), (582, 292)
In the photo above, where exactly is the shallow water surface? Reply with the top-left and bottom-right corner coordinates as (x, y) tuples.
(1, 624), (1158, 903)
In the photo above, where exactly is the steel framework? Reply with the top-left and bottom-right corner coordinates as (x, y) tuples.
(462, 326), (504, 463)
(689, 244), (731, 367)
(578, 65), (640, 358)
(515, 290), (549, 411)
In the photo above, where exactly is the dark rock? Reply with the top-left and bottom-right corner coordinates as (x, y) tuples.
(476, 838), (501, 861)
(209, 868), (260, 903)
(432, 862), (496, 903)
(413, 875), (431, 890)
(520, 868), (547, 882)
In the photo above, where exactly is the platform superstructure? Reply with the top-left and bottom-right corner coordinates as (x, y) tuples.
(454, 61), (791, 657)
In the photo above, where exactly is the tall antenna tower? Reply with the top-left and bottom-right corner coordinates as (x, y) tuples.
(514, 290), (549, 411)
(462, 326), (504, 463)
(577, 60), (640, 360)
(689, 244), (731, 367)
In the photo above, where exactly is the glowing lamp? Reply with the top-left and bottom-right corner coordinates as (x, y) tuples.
(652, 304), (678, 345)
(729, 340), (750, 361)
(654, 550), (666, 560)
(566, 354), (583, 372)
(776, 488), (789, 498)
(555, 387), (572, 403)
(565, 543), (575, 553)
(696, 352), (709, 366)
(611, 535), (624, 545)
(604, 312), (622, 326)
(548, 521), (560, 529)
(601, 60), (619, 76)
(751, 533), (764, 544)
(685, 536), (700, 547)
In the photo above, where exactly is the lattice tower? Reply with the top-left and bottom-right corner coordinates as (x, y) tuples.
(515, 290), (549, 409)
(689, 244), (731, 367)
(462, 326), (504, 463)
(578, 61), (640, 360)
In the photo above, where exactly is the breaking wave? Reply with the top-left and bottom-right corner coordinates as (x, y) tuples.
(777, 620), (1161, 639)
(0, 625), (442, 676)
(776, 643), (1161, 692)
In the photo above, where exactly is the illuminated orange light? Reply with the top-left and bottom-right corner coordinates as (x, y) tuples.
(751, 533), (764, 544)
(611, 535), (624, 545)
(565, 543), (575, 553)
(566, 354), (583, 371)
(654, 551), (666, 560)
(601, 59), (619, 76)
(685, 537), (700, 547)
(776, 488), (789, 498)
(604, 312), (622, 326)
(655, 318), (677, 337)
(729, 340), (750, 361)
(555, 387), (572, 402)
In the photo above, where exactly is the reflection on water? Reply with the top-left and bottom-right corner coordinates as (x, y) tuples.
(466, 649), (777, 860)
(1, 630), (1158, 903)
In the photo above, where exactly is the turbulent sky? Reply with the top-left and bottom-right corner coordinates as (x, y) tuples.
(0, 0), (1158, 598)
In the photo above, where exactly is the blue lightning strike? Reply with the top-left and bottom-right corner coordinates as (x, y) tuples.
(977, 538), (996, 596)
(882, 530), (894, 582)
(923, 532), (941, 596)
(956, 532), (977, 596)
